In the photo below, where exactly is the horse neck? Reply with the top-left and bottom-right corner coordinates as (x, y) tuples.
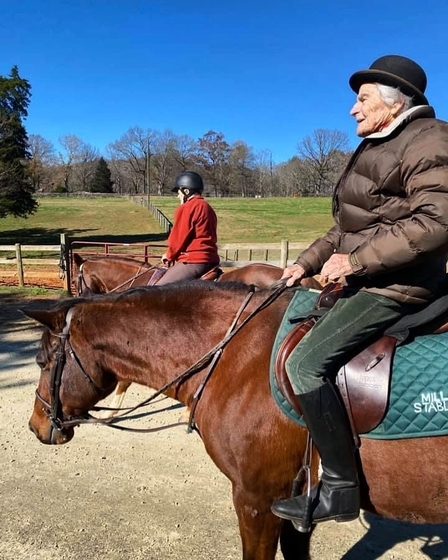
(88, 260), (143, 291)
(75, 288), (243, 405)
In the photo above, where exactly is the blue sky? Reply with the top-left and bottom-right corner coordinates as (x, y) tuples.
(1, 0), (447, 163)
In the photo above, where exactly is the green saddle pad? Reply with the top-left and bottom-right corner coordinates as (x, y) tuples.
(270, 288), (448, 440)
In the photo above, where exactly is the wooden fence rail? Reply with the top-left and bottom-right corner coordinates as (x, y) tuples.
(0, 233), (70, 291)
(0, 236), (310, 290)
(218, 241), (309, 267)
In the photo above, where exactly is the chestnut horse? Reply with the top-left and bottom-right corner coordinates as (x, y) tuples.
(72, 254), (158, 296)
(72, 253), (324, 296)
(72, 255), (324, 415)
(25, 283), (448, 559)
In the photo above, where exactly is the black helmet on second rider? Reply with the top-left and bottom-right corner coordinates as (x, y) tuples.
(171, 171), (204, 197)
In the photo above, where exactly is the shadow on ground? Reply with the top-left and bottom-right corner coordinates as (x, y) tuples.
(341, 512), (448, 559)
(0, 293), (68, 373)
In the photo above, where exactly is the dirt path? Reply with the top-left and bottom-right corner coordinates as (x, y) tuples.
(1, 297), (447, 559)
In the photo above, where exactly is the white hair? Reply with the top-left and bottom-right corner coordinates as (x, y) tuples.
(375, 83), (414, 113)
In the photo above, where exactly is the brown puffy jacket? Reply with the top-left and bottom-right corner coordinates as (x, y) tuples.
(296, 106), (448, 304)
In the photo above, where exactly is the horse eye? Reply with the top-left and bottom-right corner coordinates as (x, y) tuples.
(36, 350), (48, 369)
(36, 356), (46, 369)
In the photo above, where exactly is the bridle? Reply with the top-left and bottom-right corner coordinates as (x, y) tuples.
(37, 280), (288, 434)
(35, 307), (104, 433)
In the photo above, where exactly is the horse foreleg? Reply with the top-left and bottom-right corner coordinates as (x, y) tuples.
(232, 488), (283, 560)
(106, 381), (132, 418)
(232, 487), (313, 560)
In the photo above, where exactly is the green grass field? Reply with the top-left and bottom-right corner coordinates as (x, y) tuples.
(0, 196), (334, 246)
(0, 196), (334, 296)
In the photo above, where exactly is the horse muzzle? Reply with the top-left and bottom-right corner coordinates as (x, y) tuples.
(28, 415), (74, 445)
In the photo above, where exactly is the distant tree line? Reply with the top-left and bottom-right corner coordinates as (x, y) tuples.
(29, 127), (352, 198)
(0, 65), (354, 219)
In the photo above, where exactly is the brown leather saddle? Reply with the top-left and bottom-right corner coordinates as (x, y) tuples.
(274, 283), (448, 439)
(200, 265), (223, 281)
(147, 265), (223, 286)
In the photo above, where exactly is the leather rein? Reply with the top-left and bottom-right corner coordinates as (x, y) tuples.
(36, 281), (288, 435)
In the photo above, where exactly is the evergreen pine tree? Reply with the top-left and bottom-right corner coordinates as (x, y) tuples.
(90, 157), (114, 193)
(0, 65), (36, 218)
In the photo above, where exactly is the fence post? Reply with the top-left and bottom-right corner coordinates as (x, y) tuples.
(60, 233), (71, 293)
(15, 243), (24, 287)
(280, 239), (289, 268)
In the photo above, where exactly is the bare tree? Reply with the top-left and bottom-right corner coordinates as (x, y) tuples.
(58, 134), (80, 192)
(276, 156), (310, 197)
(151, 130), (178, 195)
(297, 129), (351, 195)
(25, 125), (354, 199)
(171, 134), (197, 171)
(57, 135), (100, 192)
(72, 142), (100, 191)
(197, 130), (231, 196)
(229, 141), (256, 197)
(107, 126), (155, 195)
(254, 149), (279, 197)
(107, 158), (140, 195)
(27, 134), (56, 191)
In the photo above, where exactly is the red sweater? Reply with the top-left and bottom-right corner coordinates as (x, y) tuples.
(165, 195), (219, 264)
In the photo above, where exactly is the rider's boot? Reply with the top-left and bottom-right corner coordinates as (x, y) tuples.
(271, 381), (360, 530)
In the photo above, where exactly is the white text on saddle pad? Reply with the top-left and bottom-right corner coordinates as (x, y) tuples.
(414, 391), (448, 413)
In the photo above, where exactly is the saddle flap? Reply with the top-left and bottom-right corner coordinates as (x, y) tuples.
(337, 335), (396, 434)
(274, 321), (396, 435)
(200, 266), (223, 282)
(148, 267), (167, 286)
(274, 318), (316, 417)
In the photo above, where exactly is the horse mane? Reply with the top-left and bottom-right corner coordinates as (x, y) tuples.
(109, 279), (252, 302)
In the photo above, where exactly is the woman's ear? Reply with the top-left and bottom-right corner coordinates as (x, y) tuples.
(391, 99), (405, 117)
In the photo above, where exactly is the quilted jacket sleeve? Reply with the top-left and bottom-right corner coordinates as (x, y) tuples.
(295, 224), (341, 276)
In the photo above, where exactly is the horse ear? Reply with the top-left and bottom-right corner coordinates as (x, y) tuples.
(20, 307), (68, 332)
(73, 253), (84, 267)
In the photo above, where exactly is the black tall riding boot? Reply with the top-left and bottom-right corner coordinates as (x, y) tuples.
(271, 382), (360, 530)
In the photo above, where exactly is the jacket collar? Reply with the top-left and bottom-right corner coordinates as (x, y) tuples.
(366, 105), (436, 139)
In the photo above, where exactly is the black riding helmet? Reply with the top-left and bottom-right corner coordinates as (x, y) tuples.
(171, 171), (204, 195)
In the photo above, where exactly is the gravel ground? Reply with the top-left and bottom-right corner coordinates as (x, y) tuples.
(1, 294), (448, 559)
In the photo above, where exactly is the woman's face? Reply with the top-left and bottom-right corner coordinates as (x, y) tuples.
(350, 83), (400, 137)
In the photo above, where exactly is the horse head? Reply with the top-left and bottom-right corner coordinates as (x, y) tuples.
(23, 300), (116, 445)
(72, 253), (109, 296)
(72, 254), (157, 295)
